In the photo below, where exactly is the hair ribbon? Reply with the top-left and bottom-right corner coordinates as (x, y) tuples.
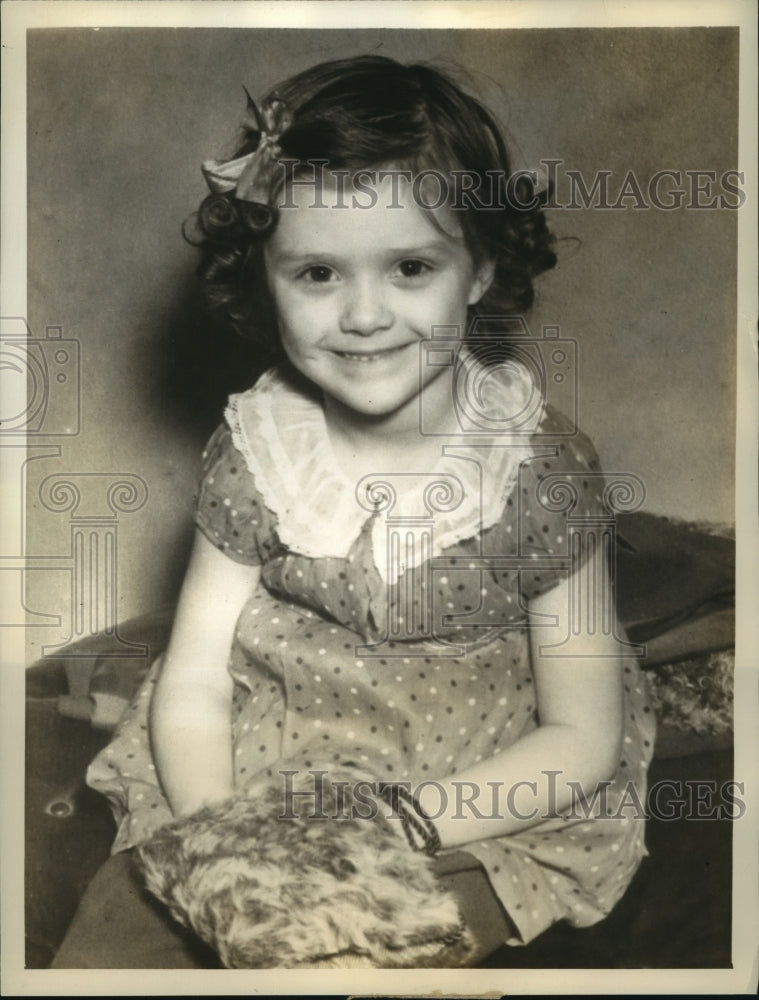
(201, 95), (292, 204)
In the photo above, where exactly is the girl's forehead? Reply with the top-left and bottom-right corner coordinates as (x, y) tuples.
(273, 168), (465, 245)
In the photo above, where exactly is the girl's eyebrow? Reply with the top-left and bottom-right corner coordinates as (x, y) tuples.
(267, 250), (341, 265)
(269, 242), (456, 265)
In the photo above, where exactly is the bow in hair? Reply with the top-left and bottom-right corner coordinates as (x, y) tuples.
(201, 90), (292, 204)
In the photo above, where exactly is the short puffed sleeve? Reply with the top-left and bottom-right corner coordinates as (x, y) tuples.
(514, 407), (608, 601)
(193, 423), (265, 565)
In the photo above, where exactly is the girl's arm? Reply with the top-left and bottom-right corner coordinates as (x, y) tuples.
(417, 549), (625, 849)
(150, 529), (261, 817)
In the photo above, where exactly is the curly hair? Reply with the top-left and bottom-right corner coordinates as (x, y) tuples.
(189, 55), (556, 362)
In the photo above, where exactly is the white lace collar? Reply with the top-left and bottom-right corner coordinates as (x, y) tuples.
(225, 351), (538, 583)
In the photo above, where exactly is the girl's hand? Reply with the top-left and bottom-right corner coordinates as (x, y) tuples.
(417, 548), (625, 849)
(150, 529), (261, 817)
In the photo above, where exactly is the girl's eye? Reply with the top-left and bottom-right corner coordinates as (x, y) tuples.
(301, 265), (334, 283)
(397, 259), (429, 278)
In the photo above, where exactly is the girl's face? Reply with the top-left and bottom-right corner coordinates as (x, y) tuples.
(263, 172), (492, 428)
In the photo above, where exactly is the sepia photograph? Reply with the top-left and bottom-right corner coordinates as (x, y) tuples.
(2, 1), (757, 994)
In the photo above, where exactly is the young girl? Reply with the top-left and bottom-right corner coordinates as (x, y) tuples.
(55, 55), (655, 968)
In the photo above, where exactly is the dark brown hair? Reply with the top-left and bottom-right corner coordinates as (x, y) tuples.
(189, 55), (556, 364)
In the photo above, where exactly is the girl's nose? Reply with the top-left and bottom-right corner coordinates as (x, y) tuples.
(339, 277), (393, 337)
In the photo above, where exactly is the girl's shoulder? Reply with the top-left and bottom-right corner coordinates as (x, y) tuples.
(194, 420), (266, 565)
(450, 351), (603, 502)
(194, 364), (312, 515)
(219, 364), (366, 564)
(193, 366), (314, 559)
(528, 403), (603, 475)
(222, 362), (333, 498)
(224, 362), (320, 449)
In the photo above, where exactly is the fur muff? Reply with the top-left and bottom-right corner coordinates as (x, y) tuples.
(135, 761), (474, 968)
(645, 649), (734, 735)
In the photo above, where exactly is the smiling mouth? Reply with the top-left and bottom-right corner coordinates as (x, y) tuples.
(332, 345), (409, 362)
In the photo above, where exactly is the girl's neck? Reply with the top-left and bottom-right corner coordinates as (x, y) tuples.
(322, 378), (461, 482)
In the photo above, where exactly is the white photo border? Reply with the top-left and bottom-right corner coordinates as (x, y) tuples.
(2, 1), (757, 995)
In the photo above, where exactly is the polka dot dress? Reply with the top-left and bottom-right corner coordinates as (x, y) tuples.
(87, 372), (655, 948)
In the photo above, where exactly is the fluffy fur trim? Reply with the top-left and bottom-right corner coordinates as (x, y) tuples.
(135, 762), (474, 968)
(645, 649), (734, 735)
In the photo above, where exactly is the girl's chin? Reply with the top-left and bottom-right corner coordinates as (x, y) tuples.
(341, 398), (412, 420)
(325, 388), (417, 423)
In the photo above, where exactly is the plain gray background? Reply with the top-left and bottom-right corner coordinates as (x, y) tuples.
(24, 27), (738, 657)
